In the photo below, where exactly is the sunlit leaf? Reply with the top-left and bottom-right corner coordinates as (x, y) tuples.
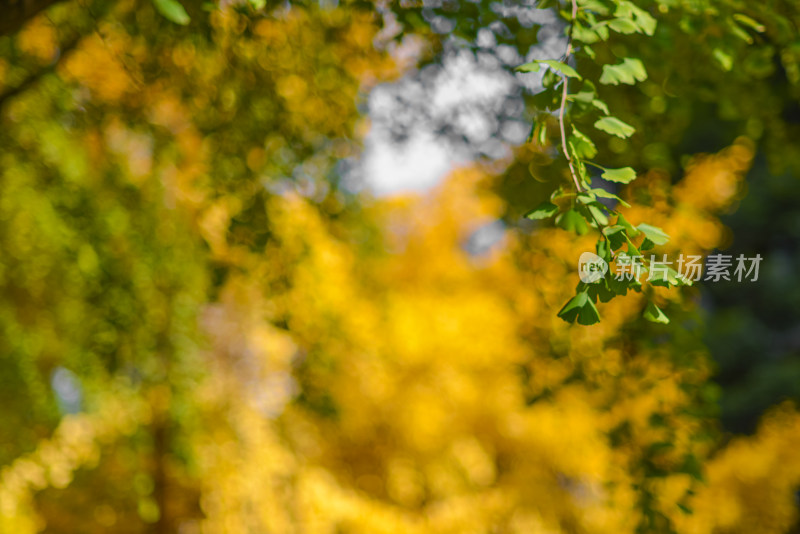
(556, 208), (589, 235)
(589, 187), (630, 207)
(570, 127), (597, 159)
(524, 201), (559, 220)
(637, 223), (670, 245)
(599, 58), (648, 85)
(644, 301), (670, 323)
(608, 18), (639, 34)
(537, 59), (582, 78)
(594, 116), (635, 138)
(601, 166), (637, 183)
(516, 62), (541, 73)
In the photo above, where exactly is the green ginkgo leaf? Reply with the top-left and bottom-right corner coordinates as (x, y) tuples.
(538, 60), (582, 78)
(608, 17), (639, 34)
(558, 292), (601, 325)
(556, 208), (589, 235)
(644, 301), (670, 324)
(589, 188), (631, 207)
(524, 201), (559, 220)
(516, 62), (541, 73)
(569, 127), (597, 159)
(516, 60), (581, 79)
(601, 167), (638, 183)
(599, 58), (648, 85)
(636, 223), (670, 245)
(594, 116), (635, 138)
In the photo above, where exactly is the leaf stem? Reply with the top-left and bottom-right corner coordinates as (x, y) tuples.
(558, 0), (582, 192)
(583, 160), (606, 171)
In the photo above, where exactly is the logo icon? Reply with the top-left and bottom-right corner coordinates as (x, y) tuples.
(578, 252), (608, 283)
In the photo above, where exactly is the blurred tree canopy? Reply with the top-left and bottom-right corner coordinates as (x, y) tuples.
(2, 1), (800, 533)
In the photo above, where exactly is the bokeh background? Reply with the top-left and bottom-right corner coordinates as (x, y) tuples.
(1, 0), (800, 532)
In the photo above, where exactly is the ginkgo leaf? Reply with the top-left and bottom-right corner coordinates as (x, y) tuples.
(589, 188), (631, 207)
(602, 225), (628, 250)
(556, 209), (589, 235)
(613, 1), (657, 35)
(608, 18), (639, 34)
(558, 292), (601, 325)
(577, 297), (601, 325)
(636, 223), (670, 245)
(570, 127), (597, 159)
(524, 201), (559, 220)
(592, 98), (610, 114)
(601, 167), (637, 183)
(599, 58), (648, 85)
(594, 116), (635, 138)
(516, 60), (581, 78)
(538, 60), (581, 78)
(516, 62), (541, 73)
(644, 301), (670, 323)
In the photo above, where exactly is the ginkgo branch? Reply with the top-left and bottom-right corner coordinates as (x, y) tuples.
(558, 0), (582, 193)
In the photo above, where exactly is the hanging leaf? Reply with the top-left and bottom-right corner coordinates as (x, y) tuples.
(581, 0), (611, 15)
(586, 203), (609, 225)
(558, 292), (601, 325)
(599, 58), (648, 85)
(616, 213), (640, 237)
(614, 1), (657, 35)
(517, 60), (580, 78)
(558, 292), (587, 322)
(592, 98), (610, 115)
(516, 62), (541, 73)
(602, 225), (628, 250)
(577, 297), (601, 325)
(569, 127), (598, 159)
(644, 301), (670, 324)
(538, 59), (582, 78)
(524, 201), (559, 220)
(608, 18), (639, 34)
(637, 223), (670, 245)
(601, 166), (638, 183)
(594, 116), (635, 138)
(556, 209), (589, 235)
(589, 188), (630, 207)
(539, 60), (582, 78)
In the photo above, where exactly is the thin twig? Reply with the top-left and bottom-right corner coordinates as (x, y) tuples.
(558, 0), (582, 192)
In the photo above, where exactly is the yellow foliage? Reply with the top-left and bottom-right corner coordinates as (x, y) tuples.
(676, 404), (800, 534)
(177, 143), (788, 534)
(4, 3), (797, 533)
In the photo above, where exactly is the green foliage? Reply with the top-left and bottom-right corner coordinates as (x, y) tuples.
(524, 201), (559, 220)
(637, 223), (670, 246)
(600, 57), (648, 85)
(601, 166), (637, 183)
(557, 291), (601, 325)
(644, 301), (670, 324)
(512, 0), (749, 327)
(594, 116), (636, 138)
